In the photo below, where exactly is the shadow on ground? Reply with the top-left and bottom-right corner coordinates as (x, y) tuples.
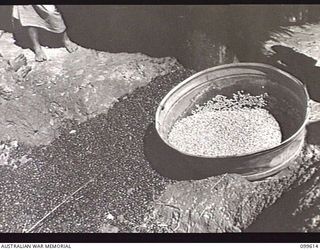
(267, 45), (320, 102)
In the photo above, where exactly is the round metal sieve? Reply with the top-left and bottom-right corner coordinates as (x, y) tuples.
(151, 63), (320, 181)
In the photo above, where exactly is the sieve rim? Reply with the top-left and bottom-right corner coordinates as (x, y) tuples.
(155, 62), (310, 159)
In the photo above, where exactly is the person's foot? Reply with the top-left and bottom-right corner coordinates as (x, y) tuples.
(63, 38), (78, 53)
(34, 46), (47, 62)
(9, 54), (27, 71)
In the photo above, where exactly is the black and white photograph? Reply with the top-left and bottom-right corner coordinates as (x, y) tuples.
(0, 4), (320, 239)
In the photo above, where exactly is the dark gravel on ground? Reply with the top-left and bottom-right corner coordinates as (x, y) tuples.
(0, 67), (194, 233)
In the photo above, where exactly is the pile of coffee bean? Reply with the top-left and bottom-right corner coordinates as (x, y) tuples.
(168, 91), (282, 157)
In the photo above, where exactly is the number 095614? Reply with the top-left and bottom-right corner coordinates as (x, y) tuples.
(300, 244), (319, 248)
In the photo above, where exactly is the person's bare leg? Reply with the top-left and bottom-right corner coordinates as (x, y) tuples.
(62, 31), (78, 53)
(28, 27), (47, 62)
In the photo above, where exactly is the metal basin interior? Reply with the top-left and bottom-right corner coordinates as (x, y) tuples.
(152, 63), (309, 180)
(156, 63), (308, 156)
